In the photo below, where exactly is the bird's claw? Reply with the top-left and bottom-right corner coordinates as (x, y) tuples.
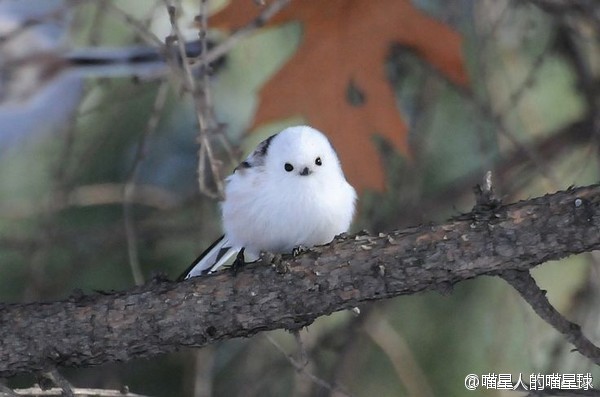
(230, 248), (246, 276)
(292, 246), (308, 257)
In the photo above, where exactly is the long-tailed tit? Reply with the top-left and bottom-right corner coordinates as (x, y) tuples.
(181, 125), (357, 279)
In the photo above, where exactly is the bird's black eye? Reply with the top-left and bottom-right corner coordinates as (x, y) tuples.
(284, 163), (294, 172)
(315, 157), (322, 166)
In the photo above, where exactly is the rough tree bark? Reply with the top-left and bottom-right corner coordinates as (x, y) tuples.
(0, 184), (599, 378)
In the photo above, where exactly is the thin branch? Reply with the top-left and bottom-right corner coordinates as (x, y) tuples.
(501, 270), (600, 366)
(196, 0), (239, 171)
(164, 1), (224, 198)
(265, 335), (353, 397)
(292, 330), (308, 368)
(434, 119), (590, 206)
(517, 0), (600, 19)
(192, 0), (291, 67)
(0, 183), (181, 220)
(191, 347), (214, 397)
(100, 2), (164, 48)
(123, 81), (170, 286)
(402, 20), (563, 188)
(364, 313), (434, 397)
(87, 0), (109, 46)
(497, 38), (553, 117)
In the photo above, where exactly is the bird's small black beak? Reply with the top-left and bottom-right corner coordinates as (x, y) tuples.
(299, 167), (312, 176)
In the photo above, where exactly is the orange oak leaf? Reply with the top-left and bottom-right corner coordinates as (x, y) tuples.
(211, 0), (468, 191)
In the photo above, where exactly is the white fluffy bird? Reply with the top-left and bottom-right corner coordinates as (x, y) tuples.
(181, 125), (356, 279)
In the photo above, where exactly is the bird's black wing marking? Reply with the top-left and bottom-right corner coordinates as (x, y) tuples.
(257, 133), (277, 158)
(234, 133), (278, 173)
(177, 234), (226, 281)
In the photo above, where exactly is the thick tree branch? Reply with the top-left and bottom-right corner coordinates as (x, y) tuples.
(1, 184), (600, 377)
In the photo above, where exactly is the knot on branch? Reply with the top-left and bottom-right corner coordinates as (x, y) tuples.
(453, 171), (504, 223)
(471, 171), (503, 221)
(473, 171), (502, 209)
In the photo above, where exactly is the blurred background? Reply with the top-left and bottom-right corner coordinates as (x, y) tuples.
(0, 0), (599, 396)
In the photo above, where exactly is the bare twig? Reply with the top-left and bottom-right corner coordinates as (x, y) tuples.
(501, 270), (600, 366)
(123, 81), (170, 286)
(192, 0), (292, 67)
(364, 314), (434, 397)
(100, 2), (164, 48)
(290, 329), (313, 397)
(164, 1), (224, 199)
(401, 7), (563, 190)
(415, 119), (592, 224)
(87, 0), (109, 46)
(0, 183), (181, 220)
(0, 6), (66, 46)
(323, 312), (370, 397)
(191, 347), (214, 397)
(468, 2), (561, 188)
(497, 39), (553, 116)
(265, 335), (353, 397)
(517, 0), (600, 20)
(292, 330), (309, 368)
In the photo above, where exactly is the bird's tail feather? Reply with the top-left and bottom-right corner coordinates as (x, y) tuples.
(178, 235), (237, 280)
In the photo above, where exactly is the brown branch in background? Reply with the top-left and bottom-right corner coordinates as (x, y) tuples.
(265, 334), (352, 397)
(324, 313), (369, 397)
(402, 29), (562, 191)
(397, 0), (598, 226)
(364, 313), (434, 397)
(462, 80), (561, 189)
(87, 0), (110, 46)
(290, 329), (318, 397)
(167, 0), (292, 199)
(190, 346), (214, 397)
(100, 2), (164, 47)
(520, 0), (600, 19)
(496, 38), (554, 117)
(418, 118), (593, 221)
(196, 0), (239, 172)
(139, 1), (164, 35)
(1, 184), (599, 377)
(164, 2), (224, 199)
(0, 183), (182, 220)
(123, 81), (170, 286)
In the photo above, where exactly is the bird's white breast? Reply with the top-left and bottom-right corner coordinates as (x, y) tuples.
(222, 169), (355, 258)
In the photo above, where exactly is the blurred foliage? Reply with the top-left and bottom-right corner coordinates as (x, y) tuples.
(0, 0), (599, 396)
